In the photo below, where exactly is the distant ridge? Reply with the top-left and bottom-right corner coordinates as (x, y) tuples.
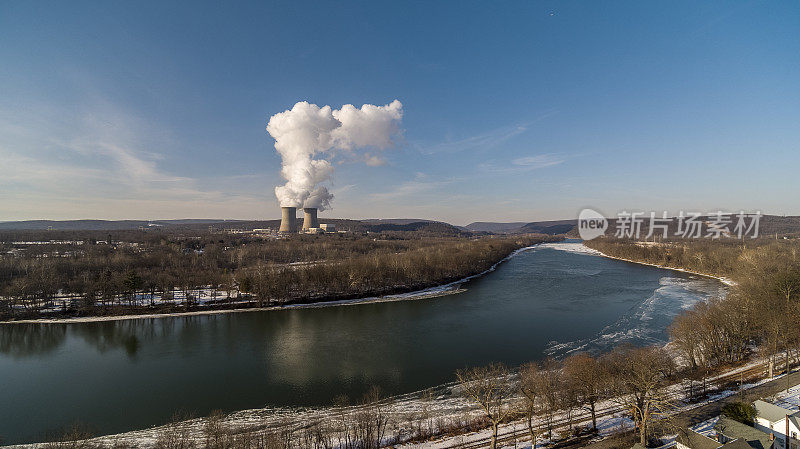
(466, 220), (577, 235)
(517, 220), (577, 235)
(465, 222), (528, 233)
(359, 218), (436, 225)
(4, 216), (797, 236)
(0, 219), (242, 231)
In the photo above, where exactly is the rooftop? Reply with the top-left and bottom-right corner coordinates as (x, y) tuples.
(716, 416), (775, 449)
(754, 400), (795, 423)
(677, 429), (723, 449)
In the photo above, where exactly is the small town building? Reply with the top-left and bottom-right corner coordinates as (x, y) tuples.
(754, 400), (800, 449)
(673, 416), (776, 449)
(716, 416), (776, 449)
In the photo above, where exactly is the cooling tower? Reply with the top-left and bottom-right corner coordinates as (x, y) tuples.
(302, 208), (319, 230)
(279, 207), (297, 233)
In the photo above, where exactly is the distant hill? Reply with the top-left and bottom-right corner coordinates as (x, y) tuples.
(363, 221), (471, 237)
(4, 215), (796, 237)
(465, 220), (577, 235)
(465, 222), (528, 233)
(760, 215), (800, 237)
(593, 214), (800, 239)
(465, 215), (800, 237)
(360, 218), (436, 225)
(517, 220), (578, 235)
(0, 219), (255, 231)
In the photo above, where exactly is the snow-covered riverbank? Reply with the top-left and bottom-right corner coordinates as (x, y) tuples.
(574, 241), (735, 286)
(2, 243), (546, 325)
(3, 356), (778, 449)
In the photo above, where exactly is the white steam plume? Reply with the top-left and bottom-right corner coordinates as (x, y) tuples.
(267, 100), (402, 210)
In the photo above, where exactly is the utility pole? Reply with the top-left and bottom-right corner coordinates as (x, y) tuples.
(740, 372), (744, 401)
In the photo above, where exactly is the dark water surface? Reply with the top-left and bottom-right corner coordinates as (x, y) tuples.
(0, 242), (725, 443)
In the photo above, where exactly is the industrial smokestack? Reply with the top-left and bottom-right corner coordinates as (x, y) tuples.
(303, 208), (319, 230)
(279, 207), (297, 233)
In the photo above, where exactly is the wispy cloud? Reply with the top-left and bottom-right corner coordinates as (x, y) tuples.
(332, 184), (357, 195)
(512, 154), (565, 169)
(415, 111), (557, 155)
(0, 99), (271, 220)
(479, 153), (566, 174)
(363, 153), (387, 166)
(369, 173), (454, 201)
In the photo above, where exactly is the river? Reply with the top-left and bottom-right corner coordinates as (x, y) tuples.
(0, 242), (726, 444)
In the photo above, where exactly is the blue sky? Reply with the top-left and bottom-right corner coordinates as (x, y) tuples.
(1, 1), (798, 225)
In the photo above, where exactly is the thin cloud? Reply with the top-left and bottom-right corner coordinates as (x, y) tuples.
(416, 111), (557, 155)
(479, 153), (566, 174)
(363, 153), (387, 166)
(332, 184), (356, 195)
(0, 100), (267, 220)
(369, 176), (453, 201)
(512, 154), (565, 169)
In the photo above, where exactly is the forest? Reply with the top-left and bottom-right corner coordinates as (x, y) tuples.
(0, 229), (561, 320)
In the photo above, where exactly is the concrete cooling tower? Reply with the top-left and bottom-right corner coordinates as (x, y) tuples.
(302, 208), (319, 230)
(279, 207), (297, 233)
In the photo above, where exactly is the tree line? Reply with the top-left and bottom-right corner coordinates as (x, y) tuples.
(457, 345), (677, 449)
(0, 231), (561, 320)
(586, 238), (800, 382)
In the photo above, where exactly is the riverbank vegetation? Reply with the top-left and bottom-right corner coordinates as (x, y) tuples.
(0, 230), (561, 321)
(585, 238), (800, 377)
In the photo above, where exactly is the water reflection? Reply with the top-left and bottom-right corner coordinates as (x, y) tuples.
(0, 321), (150, 359)
(0, 324), (67, 358)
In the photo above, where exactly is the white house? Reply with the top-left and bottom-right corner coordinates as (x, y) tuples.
(754, 400), (800, 449)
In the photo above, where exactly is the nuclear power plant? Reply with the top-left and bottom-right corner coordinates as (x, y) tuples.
(278, 206), (334, 234)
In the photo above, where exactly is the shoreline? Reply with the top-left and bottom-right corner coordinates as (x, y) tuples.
(582, 243), (736, 286)
(1, 243), (545, 325)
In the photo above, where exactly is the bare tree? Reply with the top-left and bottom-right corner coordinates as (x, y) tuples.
(604, 346), (676, 447)
(562, 352), (608, 432)
(355, 386), (388, 449)
(456, 363), (514, 449)
(519, 362), (543, 447)
(537, 358), (564, 440)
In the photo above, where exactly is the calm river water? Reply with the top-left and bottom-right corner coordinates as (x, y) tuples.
(0, 242), (726, 443)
